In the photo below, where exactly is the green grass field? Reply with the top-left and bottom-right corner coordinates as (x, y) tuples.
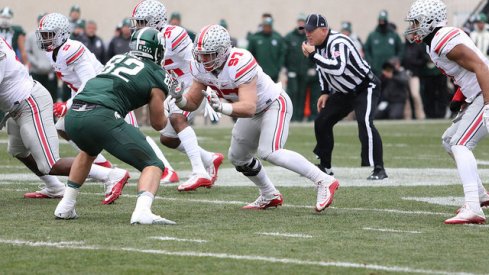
(1, 120), (489, 274)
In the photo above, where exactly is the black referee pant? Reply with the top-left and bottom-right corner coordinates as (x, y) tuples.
(313, 77), (384, 169)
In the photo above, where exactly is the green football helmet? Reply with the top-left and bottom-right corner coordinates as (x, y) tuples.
(129, 27), (165, 65)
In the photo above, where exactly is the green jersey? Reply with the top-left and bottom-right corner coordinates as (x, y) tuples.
(75, 53), (170, 117)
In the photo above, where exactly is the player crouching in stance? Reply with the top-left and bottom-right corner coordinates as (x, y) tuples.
(171, 25), (339, 211)
(55, 28), (175, 225)
(405, 0), (489, 224)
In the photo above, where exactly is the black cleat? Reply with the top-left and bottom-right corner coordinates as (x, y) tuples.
(367, 167), (388, 180)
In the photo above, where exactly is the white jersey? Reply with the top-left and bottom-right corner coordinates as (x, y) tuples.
(191, 47), (282, 114)
(45, 39), (103, 93)
(0, 37), (33, 111)
(429, 27), (489, 103)
(161, 25), (193, 86)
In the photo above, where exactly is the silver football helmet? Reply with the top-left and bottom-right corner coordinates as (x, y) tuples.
(193, 24), (231, 72)
(404, 0), (447, 43)
(0, 7), (13, 29)
(130, 0), (167, 31)
(35, 13), (71, 51)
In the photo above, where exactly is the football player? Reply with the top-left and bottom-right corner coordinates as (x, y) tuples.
(55, 28), (175, 225)
(405, 0), (489, 224)
(0, 36), (129, 205)
(131, 0), (224, 191)
(171, 25), (340, 211)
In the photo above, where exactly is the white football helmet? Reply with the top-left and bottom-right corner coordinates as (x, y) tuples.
(130, 0), (167, 31)
(0, 7), (13, 29)
(193, 24), (231, 72)
(36, 13), (71, 51)
(404, 0), (447, 43)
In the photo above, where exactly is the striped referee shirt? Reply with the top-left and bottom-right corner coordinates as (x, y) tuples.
(309, 30), (372, 94)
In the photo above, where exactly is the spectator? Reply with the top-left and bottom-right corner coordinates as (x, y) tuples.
(401, 38), (427, 119)
(71, 19), (88, 44)
(84, 20), (105, 63)
(340, 21), (364, 57)
(376, 58), (410, 120)
(25, 13), (57, 101)
(0, 7), (28, 64)
(107, 18), (132, 60)
(169, 12), (195, 41)
(419, 59), (450, 118)
(68, 4), (86, 40)
(364, 10), (403, 76)
(284, 13), (311, 121)
(470, 13), (489, 59)
(247, 15), (285, 82)
(219, 19), (237, 47)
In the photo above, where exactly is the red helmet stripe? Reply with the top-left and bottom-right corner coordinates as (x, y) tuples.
(39, 15), (47, 29)
(132, 0), (144, 17)
(197, 25), (213, 51)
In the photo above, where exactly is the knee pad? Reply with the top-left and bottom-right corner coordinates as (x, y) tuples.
(235, 158), (262, 177)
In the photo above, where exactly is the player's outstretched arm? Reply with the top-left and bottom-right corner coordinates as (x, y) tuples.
(149, 88), (167, 131)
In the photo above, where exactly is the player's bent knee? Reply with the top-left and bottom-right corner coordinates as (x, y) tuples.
(235, 158), (262, 177)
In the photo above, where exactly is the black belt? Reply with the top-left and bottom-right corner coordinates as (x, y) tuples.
(71, 100), (100, 111)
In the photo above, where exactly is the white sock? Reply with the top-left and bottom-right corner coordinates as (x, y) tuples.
(177, 127), (207, 175)
(63, 185), (80, 205)
(134, 191), (154, 213)
(200, 148), (214, 168)
(451, 145), (481, 211)
(266, 149), (334, 184)
(477, 177), (487, 198)
(243, 159), (278, 196)
(88, 165), (112, 182)
(146, 136), (173, 170)
(40, 175), (65, 189)
(94, 154), (108, 164)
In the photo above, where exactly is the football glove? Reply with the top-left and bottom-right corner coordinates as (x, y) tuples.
(53, 102), (68, 118)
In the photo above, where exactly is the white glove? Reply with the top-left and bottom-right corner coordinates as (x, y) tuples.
(204, 100), (221, 122)
(201, 89), (233, 116)
(483, 104), (489, 131)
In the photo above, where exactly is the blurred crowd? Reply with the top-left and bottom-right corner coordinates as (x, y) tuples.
(1, 5), (486, 124)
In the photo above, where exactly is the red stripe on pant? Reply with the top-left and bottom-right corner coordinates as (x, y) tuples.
(27, 97), (57, 167)
(273, 95), (287, 151)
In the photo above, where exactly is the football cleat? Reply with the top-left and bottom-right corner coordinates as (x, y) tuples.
(242, 193), (283, 210)
(102, 169), (130, 205)
(54, 200), (78, 220)
(455, 192), (489, 214)
(94, 160), (113, 168)
(367, 167), (388, 180)
(130, 210), (176, 225)
(161, 168), (179, 184)
(315, 179), (340, 212)
(445, 205), (485, 224)
(177, 173), (213, 192)
(24, 186), (64, 199)
(207, 153), (224, 183)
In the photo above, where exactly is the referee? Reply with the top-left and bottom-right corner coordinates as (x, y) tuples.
(301, 14), (387, 180)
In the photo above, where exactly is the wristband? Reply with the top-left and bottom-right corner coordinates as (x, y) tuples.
(176, 96), (187, 109)
(220, 102), (233, 116)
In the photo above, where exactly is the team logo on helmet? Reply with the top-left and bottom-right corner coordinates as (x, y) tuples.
(193, 24), (232, 72)
(35, 13), (71, 51)
(129, 27), (165, 65)
(404, 0), (447, 43)
(130, 0), (167, 30)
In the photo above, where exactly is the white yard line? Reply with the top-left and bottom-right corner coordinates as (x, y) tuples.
(256, 232), (313, 238)
(4, 166), (489, 187)
(0, 238), (476, 275)
(363, 227), (422, 234)
(150, 236), (208, 243)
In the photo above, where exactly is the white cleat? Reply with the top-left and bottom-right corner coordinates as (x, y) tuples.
(103, 168), (130, 205)
(242, 193), (283, 209)
(207, 153), (224, 184)
(54, 200), (78, 220)
(177, 173), (213, 191)
(315, 179), (340, 212)
(160, 168), (179, 184)
(445, 204), (485, 225)
(24, 185), (64, 199)
(130, 210), (176, 225)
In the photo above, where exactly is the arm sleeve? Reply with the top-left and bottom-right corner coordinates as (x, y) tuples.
(309, 41), (348, 76)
